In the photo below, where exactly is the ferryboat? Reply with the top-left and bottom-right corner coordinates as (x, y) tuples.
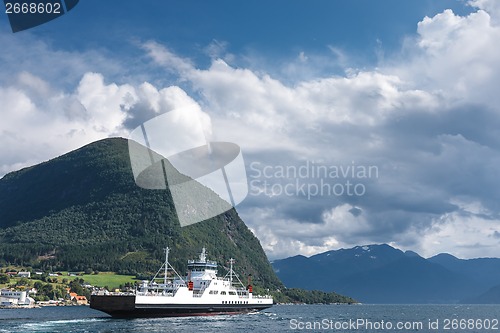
(90, 248), (273, 317)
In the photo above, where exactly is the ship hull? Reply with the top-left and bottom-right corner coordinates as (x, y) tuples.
(90, 295), (272, 318)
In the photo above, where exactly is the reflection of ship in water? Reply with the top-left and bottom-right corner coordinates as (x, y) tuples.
(90, 247), (273, 317)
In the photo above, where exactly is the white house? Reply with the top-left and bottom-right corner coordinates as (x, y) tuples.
(0, 289), (35, 307)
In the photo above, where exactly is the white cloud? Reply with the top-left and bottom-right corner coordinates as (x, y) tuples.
(142, 41), (195, 75)
(245, 207), (340, 260)
(469, 0), (500, 23)
(394, 5), (500, 107)
(417, 212), (500, 259)
(0, 72), (211, 176)
(77, 72), (135, 133)
(0, 73), (127, 175)
(0, 31), (123, 88)
(246, 204), (374, 260)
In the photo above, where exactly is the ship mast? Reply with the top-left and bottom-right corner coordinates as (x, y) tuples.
(164, 247), (169, 285)
(229, 258), (235, 286)
(149, 247), (186, 287)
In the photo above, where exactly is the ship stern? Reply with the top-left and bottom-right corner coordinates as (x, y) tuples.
(90, 295), (136, 317)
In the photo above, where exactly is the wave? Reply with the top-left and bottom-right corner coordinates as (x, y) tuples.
(17, 317), (108, 332)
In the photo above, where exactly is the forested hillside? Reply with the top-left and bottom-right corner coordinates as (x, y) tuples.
(0, 138), (280, 289)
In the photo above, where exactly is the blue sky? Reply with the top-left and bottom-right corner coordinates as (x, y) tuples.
(38, 0), (471, 52)
(1, 0), (473, 80)
(1, 0), (500, 260)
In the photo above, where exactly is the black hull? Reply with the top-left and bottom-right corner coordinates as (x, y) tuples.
(90, 295), (272, 318)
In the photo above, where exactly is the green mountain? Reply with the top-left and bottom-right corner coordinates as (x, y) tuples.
(0, 137), (281, 288)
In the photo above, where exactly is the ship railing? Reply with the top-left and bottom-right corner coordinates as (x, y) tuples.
(187, 259), (217, 265)
(139, 291), (175, 297)
(253, 295), (273, 299)
(235, 295), (272, 299)
(140, 284), (182, 296)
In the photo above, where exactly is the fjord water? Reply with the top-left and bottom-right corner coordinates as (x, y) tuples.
(1, 304), (499, 332)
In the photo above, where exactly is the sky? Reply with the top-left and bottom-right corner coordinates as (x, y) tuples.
(1, 0), (499, 260)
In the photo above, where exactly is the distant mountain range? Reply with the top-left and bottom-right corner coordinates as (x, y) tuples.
(272, 244), (500, 304)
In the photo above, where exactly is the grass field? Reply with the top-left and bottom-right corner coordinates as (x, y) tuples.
(64, 272), (138, 290)
(1, 269), (139, 291)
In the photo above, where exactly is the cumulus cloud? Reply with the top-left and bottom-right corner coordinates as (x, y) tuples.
(394, 4), (500, 107)
(0, 72), (126, 175)
(0, 71), (211, 176)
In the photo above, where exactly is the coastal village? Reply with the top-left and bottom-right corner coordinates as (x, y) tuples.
(0, 269), (130, 309)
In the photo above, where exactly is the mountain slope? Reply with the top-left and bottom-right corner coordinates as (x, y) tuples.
(429, 254), (500, 288)
(463, 284), (500, 304)
(337, 256), (477, 303)
(0, 138), (282, 289)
